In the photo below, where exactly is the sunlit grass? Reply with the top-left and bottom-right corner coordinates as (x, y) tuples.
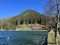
(16, 24), (48, 31)
(47, 31), (55, 45)
(57, 36), (60, 45)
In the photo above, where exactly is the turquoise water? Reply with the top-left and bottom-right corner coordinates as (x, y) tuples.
(0, 31), (48, 45)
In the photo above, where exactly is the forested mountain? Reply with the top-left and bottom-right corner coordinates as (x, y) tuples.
(0, 9), (55, 30)
(10, 10), (42, 24)
(9, 10), (50, 25)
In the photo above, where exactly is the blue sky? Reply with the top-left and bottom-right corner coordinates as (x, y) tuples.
(0, 0), (47, 18)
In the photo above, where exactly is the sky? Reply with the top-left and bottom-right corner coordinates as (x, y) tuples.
(0, 0), (47, 18)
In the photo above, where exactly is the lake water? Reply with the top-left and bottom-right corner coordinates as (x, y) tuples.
(0, 31), (48, 45)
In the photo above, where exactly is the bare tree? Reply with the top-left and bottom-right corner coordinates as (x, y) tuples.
(55, 0), (60, 45)
(45, 0), (55, 28)
(45, 0), (60, 45)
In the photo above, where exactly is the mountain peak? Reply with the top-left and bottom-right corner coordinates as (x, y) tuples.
(24, 9), (38, 13)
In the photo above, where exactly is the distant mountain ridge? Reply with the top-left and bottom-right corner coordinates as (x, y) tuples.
(0, 18), (6, 22)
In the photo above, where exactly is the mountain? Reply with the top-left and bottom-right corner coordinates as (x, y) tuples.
(9, 9), (48, 25)
(0, 9), (55, 30)
(0, 18), (7, 22)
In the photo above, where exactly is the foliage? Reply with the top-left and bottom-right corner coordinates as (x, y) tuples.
(0, 9), (54, 30)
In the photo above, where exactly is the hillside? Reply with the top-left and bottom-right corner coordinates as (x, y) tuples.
(0, 9), (54, 30)
(9, 10), (50, 25)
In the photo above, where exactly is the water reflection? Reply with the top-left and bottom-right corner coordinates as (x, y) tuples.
(14, 39), (37, 45)
(0, 31), (48, 45)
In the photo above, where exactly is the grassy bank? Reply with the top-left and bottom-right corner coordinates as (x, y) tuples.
(57, 36), (60, 45)
(47, 30), (55, 45)
(16, 24), (48, 31)
(47, 30), (60, 45)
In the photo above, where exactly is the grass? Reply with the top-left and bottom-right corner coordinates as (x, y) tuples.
(16, 24), (48, 31)
(48, 31), (60, 45)
(16, 25), (31, 31)
(57, 36), (60, 45)
(47, 30), (55, 45)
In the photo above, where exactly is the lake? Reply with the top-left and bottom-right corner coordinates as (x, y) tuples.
(0, 31), (48, 45)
